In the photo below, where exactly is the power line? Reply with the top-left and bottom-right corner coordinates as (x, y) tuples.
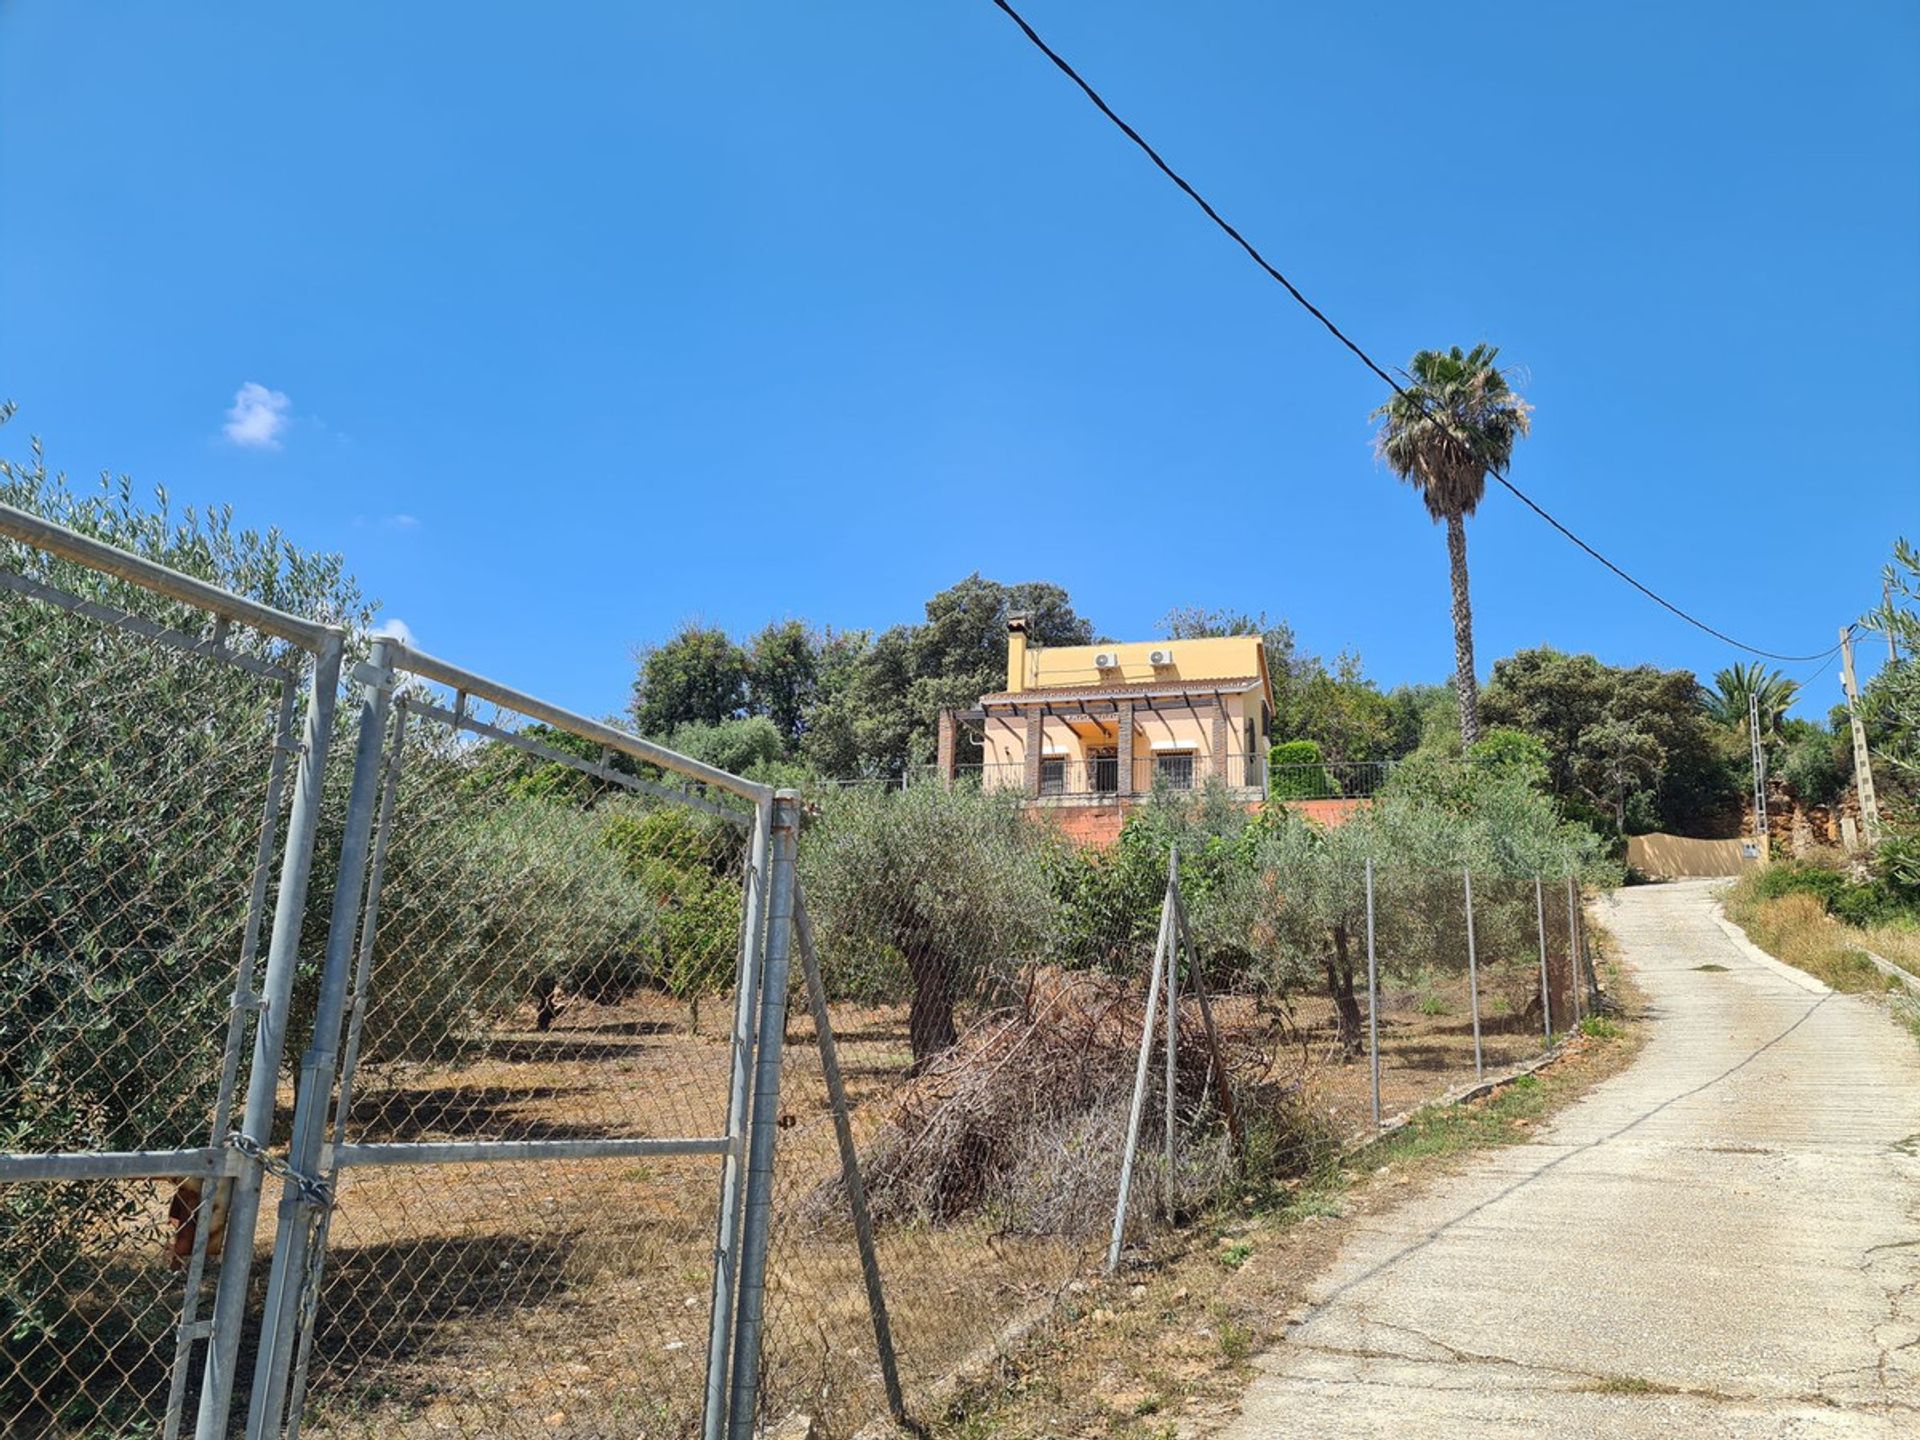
(984, 0), (1842, 666)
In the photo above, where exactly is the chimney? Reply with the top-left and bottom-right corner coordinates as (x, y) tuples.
(1005, 611), (1032, 694)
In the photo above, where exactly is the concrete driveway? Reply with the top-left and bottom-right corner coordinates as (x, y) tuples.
(1222, 879), (1920, 1438)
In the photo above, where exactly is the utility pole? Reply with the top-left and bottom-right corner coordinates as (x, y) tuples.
(1838, 625), (1883, 847)
(1748, 690), (1768, 860)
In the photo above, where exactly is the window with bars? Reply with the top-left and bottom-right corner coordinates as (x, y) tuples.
(1155, 751), (1195, 789)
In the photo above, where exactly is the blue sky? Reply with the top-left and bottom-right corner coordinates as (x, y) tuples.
(3, 1), (1915, 721)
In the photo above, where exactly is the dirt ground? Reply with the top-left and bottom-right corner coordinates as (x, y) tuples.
(291, 949), (1575, 1439)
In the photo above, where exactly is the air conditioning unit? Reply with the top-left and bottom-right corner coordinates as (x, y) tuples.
(1094, 651), (1119, 670)
(1148, 648), (1174, 666)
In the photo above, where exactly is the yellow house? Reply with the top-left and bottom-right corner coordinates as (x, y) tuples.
(936, 615), (1271, 830)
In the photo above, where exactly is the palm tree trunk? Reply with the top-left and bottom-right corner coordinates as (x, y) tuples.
(1446, 513), (1481, 748)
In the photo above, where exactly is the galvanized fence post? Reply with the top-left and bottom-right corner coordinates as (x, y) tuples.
(1534, 874), (1553, 1042)
(245, 637), (397, 1439)
(1564, 875), (1583, 1028)
(164, 676), (301, 1440)
(792, 889), (906, 1425)
(1108, 873), (1175, 1274)
(1366, 857), (1381, 1131)
(703, 792), (773, 1440)
(195, 630), (345, 1440)
(283, 697), (413, 1439)
(727, 790), (803, 1440)
(1463, 867), (1483, 1082)
(1163, 848), (1180, 1212)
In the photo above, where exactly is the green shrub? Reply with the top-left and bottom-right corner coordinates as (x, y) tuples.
(1467, 727), (1551, 787)
(1268, 739), (1334, 798)
(348, 787), (667, 1066)
(1778, 733), (1849, 808)
(1748, 860), (1845, 908)
(602, 804), (746, 1002)
(1741, 857), (1920, 932)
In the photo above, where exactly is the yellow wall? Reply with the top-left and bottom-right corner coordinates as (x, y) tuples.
(978, 691), (1263, 791)
(1006, 635), (1269, 697)
(1625, 833), (1764, 878)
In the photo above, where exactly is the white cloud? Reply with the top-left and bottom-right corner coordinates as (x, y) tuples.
(372, 617), (416, 648)
(223, 382), (292, 449)
(383, 513), (420, 531)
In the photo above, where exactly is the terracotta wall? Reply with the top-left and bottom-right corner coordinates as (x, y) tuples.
(1041, 804), (1130, 848)
(1274, 797), (1369, 829)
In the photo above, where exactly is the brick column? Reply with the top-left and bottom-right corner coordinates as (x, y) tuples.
(1117, 704), (1136, 796)
(1212, 703), (1230, 785)
(936, 709), (957, 785)
(1024, 709), (1043, 796)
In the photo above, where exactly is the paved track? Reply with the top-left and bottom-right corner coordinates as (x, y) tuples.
(1223, 880), (1920, 1438)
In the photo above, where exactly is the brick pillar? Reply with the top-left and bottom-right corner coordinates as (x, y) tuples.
(1212, 703), (1230, 785)
(936, 709), (957, 785)
(1117, 704), (1136, 796)
(1024, 709), (1043, 796)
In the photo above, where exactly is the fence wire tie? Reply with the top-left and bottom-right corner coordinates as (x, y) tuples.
(225, 1132), (334, 1208)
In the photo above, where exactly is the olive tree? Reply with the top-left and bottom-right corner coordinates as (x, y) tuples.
(800, 783), (1059, 1068)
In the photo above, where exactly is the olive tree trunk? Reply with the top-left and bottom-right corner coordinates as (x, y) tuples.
(904, 942), (958, 1071)
(1324, 922), (1364, 1058)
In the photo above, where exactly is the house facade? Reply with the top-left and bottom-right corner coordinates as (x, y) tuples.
(936, 615), (1270, 838)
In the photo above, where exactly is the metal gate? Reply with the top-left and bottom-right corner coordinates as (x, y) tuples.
(0, 501), (346, 1440)
(256, 639), (784, 1440)
(1, 503), (850, 1439)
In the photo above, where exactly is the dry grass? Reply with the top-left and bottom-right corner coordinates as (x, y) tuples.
(1862, 922), (1920, 980)
(1722, 887), (1903, 995)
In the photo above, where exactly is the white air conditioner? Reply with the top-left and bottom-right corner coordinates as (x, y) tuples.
(1148, 648), (1174, 666)
(1094, 651), (1119, 670)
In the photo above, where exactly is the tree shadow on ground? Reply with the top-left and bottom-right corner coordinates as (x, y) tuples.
(296, 1231), (582, 1429)
(1380, 1043), (1464, 1074)
(482, 1036), (661, 1064)
(345, 1084), (618, 1143)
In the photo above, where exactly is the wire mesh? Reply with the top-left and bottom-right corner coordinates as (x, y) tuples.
(750, 786), (1592, 1437)
(289, 684), (757, 1440)
(755, 789), (1251, 1436)
(0, 558), (305, 1438)
(1358, 868), (1571, 1135)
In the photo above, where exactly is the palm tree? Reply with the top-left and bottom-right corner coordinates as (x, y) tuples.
(1701, 662), (1799, 734)
(1373, 345), (1531, 748)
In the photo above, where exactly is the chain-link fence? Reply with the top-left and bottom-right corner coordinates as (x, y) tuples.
(0, 505), (791, 1440)
(1, 503), (346, 1440)
(749, 786), (1604, 1438)
(280, 648), (771, 1440)
(3, 500), (1605, 1440)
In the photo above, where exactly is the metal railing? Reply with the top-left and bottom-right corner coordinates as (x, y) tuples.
(946, 750), (1269, 798)
(1266, 758), (1396, 801)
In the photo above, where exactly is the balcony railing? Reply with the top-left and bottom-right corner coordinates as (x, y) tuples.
(938, 750), (1269, 799)
(1266, 759), (1396, 801)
